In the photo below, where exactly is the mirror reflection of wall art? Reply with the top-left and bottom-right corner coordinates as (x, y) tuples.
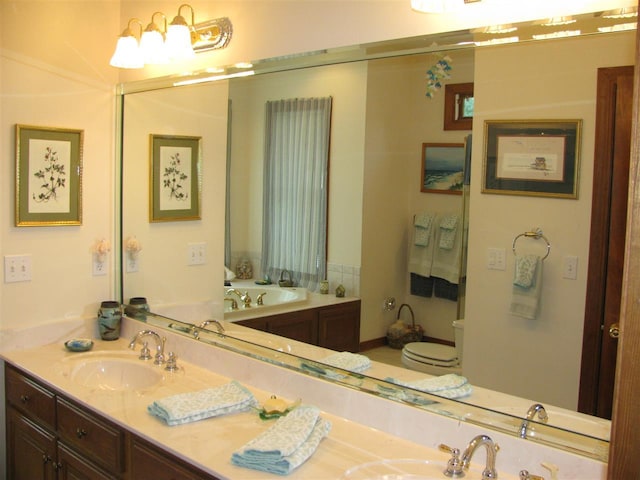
(149, 134), (202, 222)
(482, 119), (582, 199)
(420, 142), (465, 195)
(15, 124), (83, 226)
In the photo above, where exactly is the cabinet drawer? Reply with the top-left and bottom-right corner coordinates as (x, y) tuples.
(57, 397), (125, 474)
(5, 364), (56, 430)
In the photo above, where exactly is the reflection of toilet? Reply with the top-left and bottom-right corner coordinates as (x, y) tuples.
(401, 320), (464, 375)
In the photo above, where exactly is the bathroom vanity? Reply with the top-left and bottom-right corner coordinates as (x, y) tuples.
(2, 316), (607, 479)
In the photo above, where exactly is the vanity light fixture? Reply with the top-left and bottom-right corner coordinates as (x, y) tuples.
(540, 16), (577, 27)
(110, 4), (233, 69)
(140, 12), (169, 65)
(110, 18), (144, 69)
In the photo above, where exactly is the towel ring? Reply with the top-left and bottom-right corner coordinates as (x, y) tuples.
(512, 228), (551, 261)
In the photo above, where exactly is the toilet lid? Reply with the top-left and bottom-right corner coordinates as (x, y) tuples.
(403, 342), (458, 366)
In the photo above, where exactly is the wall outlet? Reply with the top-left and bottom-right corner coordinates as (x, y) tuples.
(4, 254), (32, 283)
(126, 256), (139, 273)
(188, 242), (206, 265)
(93, 254), (108, 276)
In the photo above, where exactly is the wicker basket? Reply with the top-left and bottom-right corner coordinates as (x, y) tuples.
(386, 303), (424, 349)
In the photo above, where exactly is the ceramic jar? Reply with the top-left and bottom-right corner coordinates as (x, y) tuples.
(98, 301), (122, 340)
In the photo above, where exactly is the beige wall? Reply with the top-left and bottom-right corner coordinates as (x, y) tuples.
(122, 82), (229, 309)
(464, 32), (636, 409)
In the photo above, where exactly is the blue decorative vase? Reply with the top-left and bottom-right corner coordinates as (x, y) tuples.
(98, 301), (122, 340)
(125, 297), (149, 322)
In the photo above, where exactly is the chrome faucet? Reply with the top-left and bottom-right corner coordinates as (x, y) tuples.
(129, 330), (166, 365)
(461, 434), (499, 479)
(226, 288), (252, 308)
(256, 292), (267, 305)
(519, 403), (548, 438)
(439, 434), (499, 479)
(199, 319), (225, 334)
(224, 297), (238, 310)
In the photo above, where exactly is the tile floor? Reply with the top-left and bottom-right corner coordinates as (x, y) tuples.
(362, 345), (404, 368)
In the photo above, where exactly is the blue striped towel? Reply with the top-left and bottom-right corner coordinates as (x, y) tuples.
(231, 405), (331, 475)
(148, 381), (257, 426)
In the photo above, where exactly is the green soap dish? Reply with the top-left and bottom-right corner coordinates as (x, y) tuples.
(64, 338), (94, 352)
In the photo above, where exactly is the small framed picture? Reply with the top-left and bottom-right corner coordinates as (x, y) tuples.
(482, 119), (582, 199)
(149, 134), (202, 222)
(15, 125), (83, 226)
(420, 143), (465, 195)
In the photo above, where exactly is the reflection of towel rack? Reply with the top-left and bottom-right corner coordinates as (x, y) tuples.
(512, 228), (551, 261)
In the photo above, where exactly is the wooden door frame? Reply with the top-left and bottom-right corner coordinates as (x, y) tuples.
(609, 5), (640, 476)
(579, 65), (634, 417)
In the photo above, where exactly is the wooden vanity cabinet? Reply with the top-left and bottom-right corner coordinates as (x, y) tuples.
(5, 364), (218, 480)
(236, 300), (361, 352)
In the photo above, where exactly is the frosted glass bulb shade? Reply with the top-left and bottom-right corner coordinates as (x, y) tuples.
(140, 30), (169, 64)
(110, 36), (144, 69)
(165, 24), (195, 60)
(411, 0), (465, 13)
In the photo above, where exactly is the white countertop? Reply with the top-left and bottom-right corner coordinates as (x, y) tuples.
(2, 335), (488, 479)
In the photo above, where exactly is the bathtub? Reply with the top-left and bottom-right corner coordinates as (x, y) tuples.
(223, 285), (307, 318)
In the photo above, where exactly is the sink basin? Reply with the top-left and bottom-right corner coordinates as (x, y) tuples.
(341, 459), (449, 480)
(67, 353), (163, 391)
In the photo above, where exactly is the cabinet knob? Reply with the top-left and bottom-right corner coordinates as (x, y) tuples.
(42, 454), (51, 464)
(609, 323), (620, 339)
(20, 394), (30, 403)
(76, 427), (88, 439)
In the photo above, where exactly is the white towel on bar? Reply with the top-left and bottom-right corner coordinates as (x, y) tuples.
(431, 214), (463, 284)
(409, 215), (436, 277)
(510, 256), (543, 319)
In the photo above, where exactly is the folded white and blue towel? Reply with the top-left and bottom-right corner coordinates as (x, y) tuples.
(414, 213), (435, 247)
(321, 351), (371, 373)
(385, 374), (473, 400)
(232, 405), (331, 476)
(438, 214), (459, 250)
(148, 381), (257, 426)
(510, 255), (543, 320)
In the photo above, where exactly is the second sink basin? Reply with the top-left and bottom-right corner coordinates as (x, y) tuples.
(341, 459), (450, 480)
(66, 352), (163, 391)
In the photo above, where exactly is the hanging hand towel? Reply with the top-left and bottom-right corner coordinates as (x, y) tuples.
(510, 255), (543, 319)
(513, 254), (538, 288)
(148, 381), (257, 426)
(231, 405), (331, 476)
(438, 214), (459, 250)
(414, 212), (435, 247)
(409, 214), (437, 277)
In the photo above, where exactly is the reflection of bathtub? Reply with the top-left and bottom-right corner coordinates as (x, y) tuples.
(223, 286), (307, 318)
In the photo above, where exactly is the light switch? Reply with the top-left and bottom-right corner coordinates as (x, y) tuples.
(487, 248), (506, 271)
(563, 255), (578, 280)
(4, 254), (32, 283)
(188, 242), (206, 265)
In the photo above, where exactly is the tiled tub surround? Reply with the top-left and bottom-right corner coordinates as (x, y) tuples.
(1, 316), (606, 479)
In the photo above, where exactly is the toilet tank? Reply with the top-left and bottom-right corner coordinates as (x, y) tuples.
(452, 319), (464, 365)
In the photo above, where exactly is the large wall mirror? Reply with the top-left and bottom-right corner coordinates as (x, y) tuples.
(120, 8), (637, 461)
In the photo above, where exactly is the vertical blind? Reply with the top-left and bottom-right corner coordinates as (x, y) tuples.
(262, 97), (332, 290)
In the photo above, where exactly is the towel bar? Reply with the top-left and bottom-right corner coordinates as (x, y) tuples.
(512, 228), (551, 260)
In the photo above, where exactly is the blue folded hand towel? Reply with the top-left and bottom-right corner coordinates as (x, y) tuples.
(231, 405), (331, 476)
(384, 374), (473, 400)
(148, 381), (257, 426)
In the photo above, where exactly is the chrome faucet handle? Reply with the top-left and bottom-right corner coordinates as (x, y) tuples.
(139, 341), (152, 360)
(164, 352), (178, 372)
(438, 444), (465, 478)
(256, 292), (267, 305)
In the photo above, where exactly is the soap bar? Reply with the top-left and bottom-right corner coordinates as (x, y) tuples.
(64, 338), (94, 352)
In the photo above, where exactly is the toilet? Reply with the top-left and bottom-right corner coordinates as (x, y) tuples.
(401, 320), (464, 375)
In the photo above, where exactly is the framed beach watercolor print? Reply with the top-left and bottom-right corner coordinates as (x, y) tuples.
(420, 142), (465, 195)
(15, 125), (83, 226)
(482, 119), (582, 199)
(150, 134), (202, 222)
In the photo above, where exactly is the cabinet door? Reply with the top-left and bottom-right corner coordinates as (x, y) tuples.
(266, 310), (318, 344)
(7, 406), (56, 480)
(130, 436), (218, 480)
(235, 317), (268, 331)
(57, 443), (116, 480)
(57, 397), (124, 474)
(6, 364), (56, 430)
(318, 301), (361, 352)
